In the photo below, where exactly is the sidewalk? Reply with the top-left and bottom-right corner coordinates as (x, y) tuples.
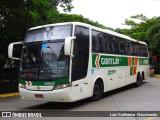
(0, 92), (19, 98)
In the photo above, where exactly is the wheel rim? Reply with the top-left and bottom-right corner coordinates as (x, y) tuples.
(94, 84), (101, 96)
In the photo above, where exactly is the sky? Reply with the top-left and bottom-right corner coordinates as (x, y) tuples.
(59, 0), (160, 29)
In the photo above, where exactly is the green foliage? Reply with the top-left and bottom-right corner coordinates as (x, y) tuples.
(0, 0), (70, 68)
(130, 14), (148, 21)
(58, 13), (108, 29)
(154, 62), (160, 74)
(115, 14), (160, 55)
(147, 22), (160, 54)
(0, 0), (108, 68)
(51, 0), (74, 12)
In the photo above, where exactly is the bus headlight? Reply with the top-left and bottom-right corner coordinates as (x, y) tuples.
(19, 83), (26, 89)
(54, 83), (71, 90)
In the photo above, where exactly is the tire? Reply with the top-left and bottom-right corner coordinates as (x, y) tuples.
(90, 80), (104, 101)
(142, 72), (145, 80)
(135, 74), (142, 87)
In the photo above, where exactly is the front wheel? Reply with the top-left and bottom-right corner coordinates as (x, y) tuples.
(90, 80), (104, 101)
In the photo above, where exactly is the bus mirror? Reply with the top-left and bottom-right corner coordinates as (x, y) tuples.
(64, 36), (76, 56)
(8, 42), (23, 60)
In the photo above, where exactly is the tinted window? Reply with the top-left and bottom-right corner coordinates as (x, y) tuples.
(128, 42), (133, 55)
(25, 25), (72, 42)
(142, 45), (148, 57)
(119, 39), (127, 55)
(72, 26), (89, 81)
(91, 29), (148, 57)
(92, 30), (100, 52)
(112, 37), (119, 54)
(104, 33), (110, 53)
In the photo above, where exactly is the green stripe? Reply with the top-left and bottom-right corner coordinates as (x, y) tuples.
(92, 54), (149, 68)
(19, 78), (69, 86)
(139, 58), (149, 65)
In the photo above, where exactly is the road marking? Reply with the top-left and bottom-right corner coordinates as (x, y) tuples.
(0, 92), (19, 98)
(154, 75), (160, 78)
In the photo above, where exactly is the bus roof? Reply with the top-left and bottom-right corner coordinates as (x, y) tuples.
(29, 22), (147, 46)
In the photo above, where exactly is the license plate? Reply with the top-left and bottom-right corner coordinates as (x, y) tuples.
(35, 94), (44, 98)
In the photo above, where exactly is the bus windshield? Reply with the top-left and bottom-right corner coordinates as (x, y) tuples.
(20, 42), (69, 80)
(20, 24), (72, 80)
(25, 25), (72, 42)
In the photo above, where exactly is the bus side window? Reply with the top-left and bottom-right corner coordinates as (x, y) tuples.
(142, 45), (148, 57)
(112, 37), (119, 54)
(98, 32), (106, 53)
(104, 33), (109, 53)
(124, 40), (128, 55)
(135, 44), (139, 56)
(119, 39), (126, 55)
(92, 30), (100, 52)
(108, 35), (114, 53)
(128, 42), (133, 55)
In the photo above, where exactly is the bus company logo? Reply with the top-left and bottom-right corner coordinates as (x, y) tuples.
(94, 54), (120, 68)
(25, 81), (32, 86)
(101, 58), (119, 65)
(108, 69), (116, 75)
(95, 54), (100, 68)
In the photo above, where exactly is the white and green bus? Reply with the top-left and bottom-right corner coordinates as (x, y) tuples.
(8, 22), (150, 102)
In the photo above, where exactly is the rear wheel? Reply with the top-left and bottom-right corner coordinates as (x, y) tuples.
(135, 74), (142, 87)
(90, 80), (104, 101)
(142, 72), (145, 80)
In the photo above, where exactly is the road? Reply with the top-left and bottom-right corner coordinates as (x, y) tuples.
(0, 77), (160, 120)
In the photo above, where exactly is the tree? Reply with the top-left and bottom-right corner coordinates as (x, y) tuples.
(115, 14), (160, 55)
(0, 0), (109, 68)
(58, 13), (108, 29)
(51, 0), (74, 12)
(0, 0), (73, 68)
(147, 22), (160, 54)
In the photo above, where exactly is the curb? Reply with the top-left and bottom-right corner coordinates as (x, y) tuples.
(0, 92), (19, 98)
(154, 75), (160, 78)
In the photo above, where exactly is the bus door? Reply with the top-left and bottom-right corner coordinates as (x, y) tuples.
(71, 26), (91, 101)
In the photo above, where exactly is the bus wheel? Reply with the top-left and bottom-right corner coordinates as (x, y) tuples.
(142, 72), (145, 80)
(135, 74), (142, 87)
(90, 80), (104, 101)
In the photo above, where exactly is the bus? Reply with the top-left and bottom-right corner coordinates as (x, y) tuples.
(8, 22), (150, 102)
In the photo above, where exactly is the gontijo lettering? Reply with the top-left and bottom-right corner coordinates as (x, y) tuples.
(101, 58), (119, 65)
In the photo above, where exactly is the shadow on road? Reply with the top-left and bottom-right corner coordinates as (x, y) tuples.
(103, 81), (147, 98)
(24, 99), (90, 110)
(23, 81), (147, 111)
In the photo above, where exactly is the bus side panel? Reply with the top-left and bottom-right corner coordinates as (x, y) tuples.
(106, 68), (118, 91)
(91, 68), (107, 92)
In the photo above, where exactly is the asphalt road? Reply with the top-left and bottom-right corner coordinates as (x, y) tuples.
(0, 77), (160, 120)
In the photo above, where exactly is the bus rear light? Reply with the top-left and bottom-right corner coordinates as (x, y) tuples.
(150, 68), (154, 72)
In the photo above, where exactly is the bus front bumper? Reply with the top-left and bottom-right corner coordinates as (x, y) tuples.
(19, 87), (73, 102)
